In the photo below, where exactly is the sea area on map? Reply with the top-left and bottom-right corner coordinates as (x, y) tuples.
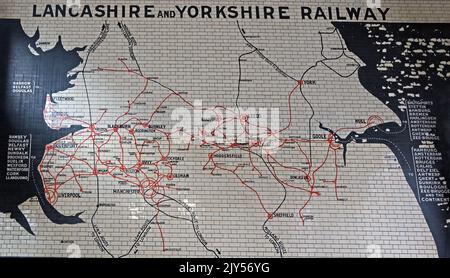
(0, 19), (86, 234)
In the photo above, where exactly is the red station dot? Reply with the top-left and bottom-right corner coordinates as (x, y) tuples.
(304, 175), (311, 182)
(240, 115), (249, 123)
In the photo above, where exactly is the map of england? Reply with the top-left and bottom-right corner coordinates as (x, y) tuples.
(0, 0), (449, 258)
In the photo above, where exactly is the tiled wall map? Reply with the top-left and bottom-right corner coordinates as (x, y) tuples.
(0, 0), (449, 258)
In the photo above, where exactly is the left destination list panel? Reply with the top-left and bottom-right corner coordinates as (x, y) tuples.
(6, 134), (32, 181)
